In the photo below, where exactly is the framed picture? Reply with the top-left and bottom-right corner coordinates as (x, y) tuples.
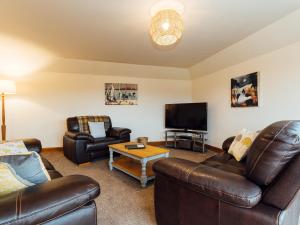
(105, 83), (138, 105)
(231, 72), (259, 107)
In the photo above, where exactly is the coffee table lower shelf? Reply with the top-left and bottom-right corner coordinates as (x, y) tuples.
(112, 157), (155, 182)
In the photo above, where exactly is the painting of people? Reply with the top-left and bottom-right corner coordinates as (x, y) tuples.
(105, 83), (138, 105)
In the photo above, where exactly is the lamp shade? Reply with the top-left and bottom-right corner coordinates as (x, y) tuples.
(150, 9), (183, 46)
(0, 80), (16, 95)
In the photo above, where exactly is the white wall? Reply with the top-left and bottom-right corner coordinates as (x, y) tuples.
(190, 8), (300, 78)
(2, 61), (191, 147)
(192, 41), (300, 147)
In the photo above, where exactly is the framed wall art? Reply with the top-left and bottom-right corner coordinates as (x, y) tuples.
(231, 72), (259, 107)
(105, 83), (138, 105)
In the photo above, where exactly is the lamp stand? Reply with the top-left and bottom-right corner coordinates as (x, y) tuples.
(1, 94), (6, 141)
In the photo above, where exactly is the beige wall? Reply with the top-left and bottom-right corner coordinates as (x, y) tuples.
(192, 41), (300, 147)
(2, 62), (191, 147)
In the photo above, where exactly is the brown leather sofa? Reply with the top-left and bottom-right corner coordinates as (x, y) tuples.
(153, 120), (300, 225)
(63, 116), (131, 164)
(0, 139), (100, 225)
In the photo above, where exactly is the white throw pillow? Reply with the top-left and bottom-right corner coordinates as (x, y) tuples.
(228, 129), (258, 161)
(88, 122), (106, 138)
(0, 141), (28, 156)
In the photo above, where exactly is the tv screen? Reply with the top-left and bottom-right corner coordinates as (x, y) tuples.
(165, 103), (207, 131)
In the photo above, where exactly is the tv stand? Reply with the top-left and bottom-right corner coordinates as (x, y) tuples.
(165, 129), (208, 153)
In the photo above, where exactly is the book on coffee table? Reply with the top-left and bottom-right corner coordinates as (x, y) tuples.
(125, 144), (145, 149)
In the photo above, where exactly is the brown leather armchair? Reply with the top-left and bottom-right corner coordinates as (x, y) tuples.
(153, 121), (300, 225)
(0, 139), (100, 225)
(63, 116), (131, 164)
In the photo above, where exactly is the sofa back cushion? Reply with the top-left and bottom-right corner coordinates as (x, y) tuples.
(246, 120), (300, 186)
(77, 116), (111, 134)
(67, 116), (112, 133)
(262, 153), (300, 209)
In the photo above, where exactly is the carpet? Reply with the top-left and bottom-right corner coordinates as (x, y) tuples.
(41, 148), (216, 225)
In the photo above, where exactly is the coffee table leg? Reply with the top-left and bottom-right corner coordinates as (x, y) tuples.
(109, 148), (114, 171)
(141, 159), (147, 188)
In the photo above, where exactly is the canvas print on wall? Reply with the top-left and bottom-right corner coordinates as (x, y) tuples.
(231, 72), (259, 107)
(105, 83), (138, 105)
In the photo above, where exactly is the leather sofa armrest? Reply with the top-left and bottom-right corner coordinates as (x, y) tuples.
(222, 136), (235, 152)
(21, 138), (42, 153)
(107, 127), (131, 138)
(153, 158), (262, 208)
(0, 175), (100, 225)
(65, 131), (94, 141)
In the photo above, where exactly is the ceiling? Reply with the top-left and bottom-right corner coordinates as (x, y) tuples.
(1, 0), (300, 68)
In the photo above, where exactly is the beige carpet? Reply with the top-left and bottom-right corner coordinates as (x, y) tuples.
(41, 148), (215, 225)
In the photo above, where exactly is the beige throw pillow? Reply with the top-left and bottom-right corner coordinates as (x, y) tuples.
(228, 129), (258, 161)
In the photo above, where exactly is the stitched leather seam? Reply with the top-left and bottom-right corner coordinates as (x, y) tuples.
(15, 192), (19, 220)
(265, 144), (292, 184)
(248, 121), (291, 176)
(4, 186), (99, 225)
(276, 210), (282, 225)
(36, 201), (96, 225)
(19, 191), (22, 217)
(218, 200), (221, 225)
(184, 164), (261, 203)
(191, 181), (262, 206)
(94, 201), (97, 225)
(185, 164), (204, 182)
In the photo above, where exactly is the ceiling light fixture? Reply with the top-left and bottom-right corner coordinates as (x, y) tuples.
(150, 1), (184, 46)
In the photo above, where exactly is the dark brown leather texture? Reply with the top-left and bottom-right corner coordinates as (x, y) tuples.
(246, 120), (300, 186)
(153, 158), (261, 208)
(262, 154), (300, 209)
(63, 115), (131, 164)
(23, 138), (42, 153)
(201, 151), (246, 175)
(154, 120), (300, 225)
(0, 139), (100, 225)
(222, 136), (235, 152)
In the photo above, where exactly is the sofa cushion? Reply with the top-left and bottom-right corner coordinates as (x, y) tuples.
(201, 152), (246, 175)
(246, 120), (300, 186)
(86, 138), (121, 153)
(92, 137), (117, 143)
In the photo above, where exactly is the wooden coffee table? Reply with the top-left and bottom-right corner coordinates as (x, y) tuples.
(108, 142), (170, 187)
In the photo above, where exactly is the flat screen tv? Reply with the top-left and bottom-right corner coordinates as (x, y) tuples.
(165, 103), (207, 131)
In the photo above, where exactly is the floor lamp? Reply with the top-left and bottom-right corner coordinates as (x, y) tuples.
(0, 80), (16, 141)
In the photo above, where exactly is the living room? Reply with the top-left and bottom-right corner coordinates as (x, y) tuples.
(0, 1), (299, 225)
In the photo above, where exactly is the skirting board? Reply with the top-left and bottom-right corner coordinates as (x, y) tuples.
(42, 142), (223, 153)
(43, 147), (63, 151)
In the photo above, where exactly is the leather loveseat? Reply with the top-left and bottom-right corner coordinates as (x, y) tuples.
(0, 138), (100, 225)
(63, 116), (131, 164)
(153, 120), (300, 225)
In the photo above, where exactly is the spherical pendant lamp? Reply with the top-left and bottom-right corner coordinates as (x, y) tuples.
(150, 1), (184, 46)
